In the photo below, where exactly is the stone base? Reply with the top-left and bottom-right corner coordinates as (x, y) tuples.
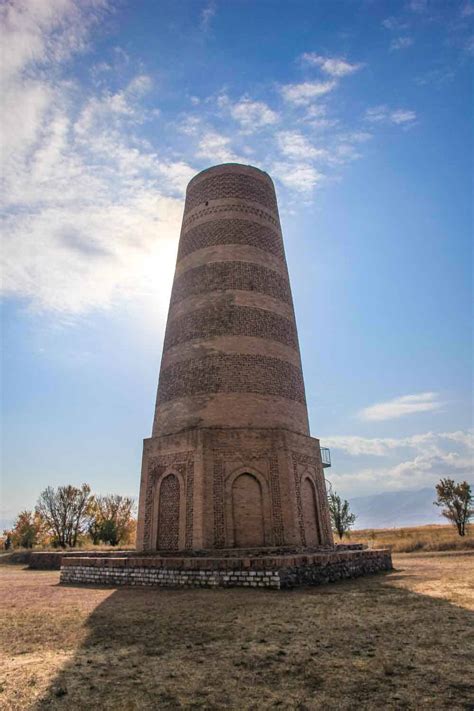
(60, 547), (392, 590)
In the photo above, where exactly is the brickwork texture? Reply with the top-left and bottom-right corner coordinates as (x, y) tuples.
(135, 164), (336, 557)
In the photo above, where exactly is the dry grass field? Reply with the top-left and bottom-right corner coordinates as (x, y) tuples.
(348, 524), (474, 553)
(1, 551), (473, 710)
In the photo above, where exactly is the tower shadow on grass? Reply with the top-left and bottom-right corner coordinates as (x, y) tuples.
(35, 565), (474, 710)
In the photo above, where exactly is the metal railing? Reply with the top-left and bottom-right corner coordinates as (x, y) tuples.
(320, 447), (331, 468)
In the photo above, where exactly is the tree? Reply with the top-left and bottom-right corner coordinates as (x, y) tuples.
(10, 510), (44, 548)
(36, 484), (92, 548)
(328, 489), (356, 540)
(435, 478), (473, 537)
(88, 494), (135, 546)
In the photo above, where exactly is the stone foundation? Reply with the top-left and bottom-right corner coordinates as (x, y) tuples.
(60, 548), (392, 590)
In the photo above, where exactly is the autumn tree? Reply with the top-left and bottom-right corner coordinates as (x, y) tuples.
(328, 489), (356, 540)
(435, 478), (473, 536)
(88, 494), (135, 546)
(36, 484), (92, 548)
(10, 510), (44, 548)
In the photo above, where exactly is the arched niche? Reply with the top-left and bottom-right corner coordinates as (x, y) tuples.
(152, 470), (186, 551)
(301, 476), (322, 546)
(224, 468), (272, 548)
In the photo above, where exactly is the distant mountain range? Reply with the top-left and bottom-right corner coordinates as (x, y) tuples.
(349, 487), (444, 530)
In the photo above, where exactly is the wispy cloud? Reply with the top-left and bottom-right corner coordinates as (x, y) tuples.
(461, 2), (474, 17)
(200, 1), (216, 32)
(390, 36), (414, 50)
(323, 430), (473, 496)
(358, 392), (442, 421)
(196, 131), (243, 162)
(218, 95), (279, 133)
(0, 0), (193, 314)
(365, 105), (417, 125)
(391, 108), (417, 124)
(280, 80), (336, 105)
(300, 54), (363, 77)
(382, 16), (410, 31)
(271, 162), (324, 193)
(408, 0), (428, 13)
(324, 430), (473, 456)
(276, 131), (326, 160)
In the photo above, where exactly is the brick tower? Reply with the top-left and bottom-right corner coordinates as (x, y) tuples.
(136, 163), (334, 552)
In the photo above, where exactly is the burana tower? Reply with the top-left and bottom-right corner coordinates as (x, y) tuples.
(136, 163), (334, 552)
(61, 163), (392, 587)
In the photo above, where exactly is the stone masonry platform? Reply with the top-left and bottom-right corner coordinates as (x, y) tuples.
(60, 547), (392, 590)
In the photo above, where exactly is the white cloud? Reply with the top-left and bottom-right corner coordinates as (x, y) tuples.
(177, 115), (202, 135)
(276, 131), (326, 160)
(390, 36), (414, 50)
(196, 131), (242, 163)
(0, 0), (195, 315)
(391, 108), (417, 124)
(227, 97), (279, 133)
(382, 16), (410, 30)
(0, 0), (107, 84)
(280, 80), (336, 105)
(272, 161), (324, 193)
(300, 54), (363, 77)
(365, 105), (417, 125)
(323, 430), (473, 496)
(323, 430), (474, 456)
(358, 392), (442, 421)
(408, 0), (427, 13)
(200, 1), (216, 31)
(461, 2), (474, 17)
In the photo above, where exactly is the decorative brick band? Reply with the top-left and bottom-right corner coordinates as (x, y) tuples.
(156, 354), (306, 405)
(177, 218), (284, 262)
(164, 304), (298, 351)
(185, 173), (277, 213)
(182, 203), (280, 232)
(170, 261), (292, 307)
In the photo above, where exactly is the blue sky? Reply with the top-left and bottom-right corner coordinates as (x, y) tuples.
(1, 0), (473, 522)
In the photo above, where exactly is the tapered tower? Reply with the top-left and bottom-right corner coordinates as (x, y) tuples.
(137, 163), (333, 551)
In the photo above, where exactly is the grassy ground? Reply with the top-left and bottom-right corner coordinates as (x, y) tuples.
(348, 524), (474, 553)
(0, 551), (473, 710)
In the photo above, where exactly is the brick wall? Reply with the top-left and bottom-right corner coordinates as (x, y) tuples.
(60, 549), (393, 589)
(177, 218), (284, 261)
(170, 261), (292, 307)
(163, 304), (298, 351)
(156, 354), (306, 405)
(185, 172), (277, 213)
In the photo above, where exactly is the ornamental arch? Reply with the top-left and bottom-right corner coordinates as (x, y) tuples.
(224, 467), (272, 548)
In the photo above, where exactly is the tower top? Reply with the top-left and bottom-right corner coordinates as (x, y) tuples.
(187, 163), (275, 190)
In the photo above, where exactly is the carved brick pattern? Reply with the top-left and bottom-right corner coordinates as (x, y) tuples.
(291, 452), (332, 545)
(164, 303), (298, 351)
(186, 173), (277, 213)
(157, 474), (180, 550)
(185, 461), (194, 550)
(177, 218), (284, 262)
(143, 451), (194, 550)
(170, 261), (292, 307)
(182, 203), (280, 232)
(157, 354), (306, 405)
(213, 460), (225, 548)
(211, 449), (285, 547)
(269, 454), (284, 546)
(292, 458), (306, 546)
